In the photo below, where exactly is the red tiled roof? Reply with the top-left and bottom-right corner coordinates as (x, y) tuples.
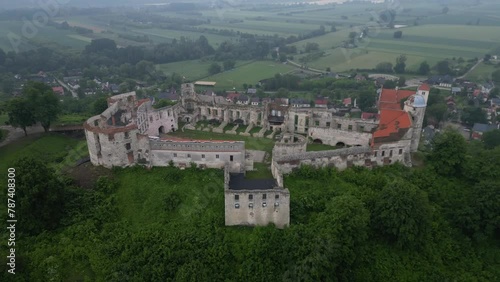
(418, 84), (431, 91)
(227, 93), (240, 100)
(373, 109), (412, 140)
(52, 86), (64, 95)
(473, 89), (481, 97)
(379, 88), (415, 110)
(343, 97), (352, 105)
(315, 99), (328, 105)
(361, 112), (379, 120)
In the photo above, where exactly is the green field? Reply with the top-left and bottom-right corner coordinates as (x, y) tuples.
(295, 24), (500, 72)
(0, 114), (8, 126)
(204, 60), (296, 90)
(0, 134), (87, 174)
(465, 61), (500, 82)
(166, 129), (275, 153)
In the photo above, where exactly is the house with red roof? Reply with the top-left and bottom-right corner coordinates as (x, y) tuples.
(52, 86), (64, 96)
(315, 98), (328, 108)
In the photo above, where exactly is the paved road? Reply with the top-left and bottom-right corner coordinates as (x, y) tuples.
(0, 125), (45, 148)
(56, 78), (78, 98)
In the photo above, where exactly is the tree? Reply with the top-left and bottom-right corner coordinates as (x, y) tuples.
(348, 32), (357, 44)
(6, 98), (36, 136)
(375, 62), (393, 73)
(14, 157), (65, 235)
(418, 61), (430, 75)
(383, 80), (397, 89)
(484, 54), (491, 62)
(0, 47), (6, 65)
(426, 103), (447, 125)
(461, 106), (487, 126)
(85, 38), (117, 53)
(435, 60), (451, 75)
(374, 180), (431, 249)
(397, 76), (406, 87)
(492, 70), (500, 84)
(92, 97), (109, 115)
(223, 60), (236, 71)
(482, 129), (500, 149)
(208, 63), (222, 75)
(358, 90), (376, 111)
(305, 42), (319, 52)
(429, 129), (468, 176)
(24, 82), (61, 132)
(393, 55), (407, 73)
(393, 30), (403, 38)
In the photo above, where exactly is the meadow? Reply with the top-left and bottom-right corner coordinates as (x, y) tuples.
(203, 60), (296, 90)
(465, 61), (500, 82)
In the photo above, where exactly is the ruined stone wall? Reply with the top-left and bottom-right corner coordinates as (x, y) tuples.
(273, 145), (410, 174)
(308, 127), (373, 147)
(149, 139), (246, 172)
(288, 109), (378, 134)
(272, 133), (307, 158)
(84, 117), (141, 168)
(224, 170), (290, 229)
(146, 105), (179, 136)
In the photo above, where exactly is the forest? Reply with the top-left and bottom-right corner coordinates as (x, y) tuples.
(0, 129), (498, 281)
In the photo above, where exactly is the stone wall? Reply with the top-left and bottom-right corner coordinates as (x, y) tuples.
(149, 139), (246, 172)
(308, 127), (372, 147)
(272, 133), (307, 158)
(273, 145), (410, 174)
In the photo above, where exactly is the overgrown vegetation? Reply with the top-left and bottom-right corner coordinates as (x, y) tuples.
(0, 128), (498, 280)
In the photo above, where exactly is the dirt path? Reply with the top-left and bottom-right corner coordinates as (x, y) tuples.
(458, 59), (483, 79)
(0, 125), (45, 148)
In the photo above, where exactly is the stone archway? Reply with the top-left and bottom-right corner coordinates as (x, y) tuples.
(159, 126), (165, 134)
(313, 139), (323, 144)
(336, 142), (346, 148)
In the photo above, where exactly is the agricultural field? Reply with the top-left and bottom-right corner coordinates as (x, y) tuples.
(203, 60), (296, 90)
(295, 24), (500, 72)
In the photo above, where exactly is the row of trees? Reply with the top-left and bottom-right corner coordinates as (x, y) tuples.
(4, 82), (61, 135)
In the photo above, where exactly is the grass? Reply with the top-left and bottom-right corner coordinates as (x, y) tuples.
(204, 61), (296, 91)
(114, 166), (225, 229)
(167, 129), (275, 153)
(0, 134), (87, 176)
(307, 143), (339, 152)
(0, 129), (8, 143)
(465, 61), (500, 82)
(0, 114), (8, 126)
(246, 163), (273, 179)
(250, 126), (263, 134)
(54, 113), (91, 126)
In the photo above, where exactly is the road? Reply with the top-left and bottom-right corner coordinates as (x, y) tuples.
(457, 59), (483, 79)
(0, 125), (45, 148)
(56, 78), (78, 98)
